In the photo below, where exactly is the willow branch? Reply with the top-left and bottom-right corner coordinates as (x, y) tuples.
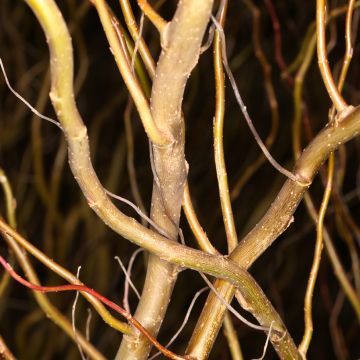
(119, 0), (156, 77)
(0, 169), (104, 360)
(187, 10), (360, 357)
(231, 0), (280, 201)
(138, 0), (167, 34)
(291, 19), (360, 322)
(213, 0), (238, 252)
(317, 0), (349, 113)
(223, 313), (243, 360)
(0, 255), (188, 360)
(299, 153), (334, 355)
(117, 0), (213, 358)
(92, 0), (170, 146)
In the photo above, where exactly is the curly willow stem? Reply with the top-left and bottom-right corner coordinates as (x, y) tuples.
(0, 169), (105, 360)
(0, 255), (188, 360)
(299, 153), (334, 355)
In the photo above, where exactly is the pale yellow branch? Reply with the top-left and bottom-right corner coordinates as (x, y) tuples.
(317, 0), (348, 113)
(93, 0), (171, 147)
(138, 0), (167, 34)
(213, 0), (238, 252)
(299, 153), (334, 355)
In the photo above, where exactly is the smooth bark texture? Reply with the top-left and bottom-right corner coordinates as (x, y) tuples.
(117, 1), (214, 358)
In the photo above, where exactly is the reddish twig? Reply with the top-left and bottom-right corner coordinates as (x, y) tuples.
(263, 0), (294, 86)
(0, 255), (188, 360)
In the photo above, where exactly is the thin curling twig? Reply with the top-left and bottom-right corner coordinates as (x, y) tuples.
(0, 168), (14, 298)
(339, 0), (355, 90)
(119, 0), (156, 77)
(72, 267), (87, 360)
(0, 216), (131, 335)
(291, 14), (360, 321)
(223, 313), (244, 360)
(330, 0), (356, 121)
(299, 153), (334, 355)
(0, 256), (189, 360)
(231, 0), (281, 201)
(317, 0), (349, 114)
(0, 58), (63, 130)
(182, 183), (218, 255)
(0, 170), (105, 360)
(210, 16), (306, 185)
(264, 0), (294, 86)
(92, 0), (171, 147)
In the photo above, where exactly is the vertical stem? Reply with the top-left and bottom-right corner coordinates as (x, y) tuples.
(317, 0), (348, 112)
(299, 153), (334, 355)
(93, 0), (171, 147)
(118, 0), (156, 77)
(116, 1), (214, 359)
(182, 183), (218, 254)
(223, 313), (243, 360)
(213, 0), (238, 252)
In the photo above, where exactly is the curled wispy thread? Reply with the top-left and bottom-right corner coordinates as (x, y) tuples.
(131, 12), (145, 74)
(72, 266), (87, 360)
(114, 255), (141, 310)
(105, 189), (171, 239)
(210, 17), (301, 184)
(123, 248), (144, 311)
(0, 58), (63, 130)
(251, 321), (274, 360)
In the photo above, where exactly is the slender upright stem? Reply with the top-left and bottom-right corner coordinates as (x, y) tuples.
(213, 0), (238, 252)
(93, 0), (171, 146)
(223, 313), (243, 360)
(118, 0), (156, 77)
(317, 0), (348, 112)
(182, 183), (218, 255)
(299, 153), (334, 355)
(117, 1), (214, 358)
